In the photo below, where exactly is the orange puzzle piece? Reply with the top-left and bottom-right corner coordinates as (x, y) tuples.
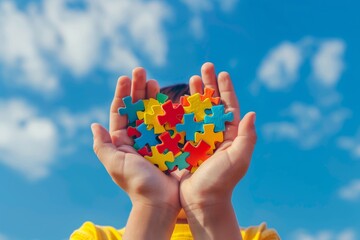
(200, 87), (221, 105)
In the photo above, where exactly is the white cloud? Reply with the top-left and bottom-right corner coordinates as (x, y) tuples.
(181, 0), (239, 38)
(218, 0), (238, 12)
(337, 131), (360, 159)
(57, 107), (107, 138)
(0, 233), (8, 240)
(338, 179), (360, 201)
(312, 40), (345, 87)
(253, 38), (346, 94)
(0, 1), (59, 93)
(0, 98), (58, 180)
(254, 41), (303, 92)
(262, 102), (351, 149)
(338, 230), (357, 240)
(292, 229), (356, 240)
(56, 107), (108, 155)
(189, 16), (204, 39)
(0, 0), (171, 95)
(257, 38), (349, 148)
(0, 98), (109, 179)
(181, 0), (237, 13)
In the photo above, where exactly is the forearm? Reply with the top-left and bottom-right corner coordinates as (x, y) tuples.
(185, 201), (242, 240)
(123, 202), (179, 240)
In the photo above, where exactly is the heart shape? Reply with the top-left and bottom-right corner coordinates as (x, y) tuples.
(118, 88), (234, 173)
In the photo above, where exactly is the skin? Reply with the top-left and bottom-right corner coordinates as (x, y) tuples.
(91, 62), (257, 240)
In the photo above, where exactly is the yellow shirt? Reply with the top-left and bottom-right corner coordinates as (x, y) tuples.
(70, 221), (280, 240)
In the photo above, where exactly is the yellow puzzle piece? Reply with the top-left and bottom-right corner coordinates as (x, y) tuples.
(144, 146), (175, 171)
(183, 93), (212, 121)
(144, 105), (166, 134)
(137, 98), (160, 120)
(195, 124), (224, 154)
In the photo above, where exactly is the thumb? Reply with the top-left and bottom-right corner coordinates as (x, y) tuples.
(227, 112), (257, 168)
(91, 123), (118, 167)
(237, 111), (257, 144)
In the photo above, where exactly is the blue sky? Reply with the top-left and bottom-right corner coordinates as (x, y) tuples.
(0, 0), (359, 239)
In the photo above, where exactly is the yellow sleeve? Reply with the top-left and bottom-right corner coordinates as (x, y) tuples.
(241, 223), (280, 240)
(70, 221), (280, 240)
(70, 221), (123, 240)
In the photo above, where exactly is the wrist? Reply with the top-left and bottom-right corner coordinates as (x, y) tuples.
(124, 202), (180, 240)
(184, 200), (242, 240)
(132, 201), (180, 219)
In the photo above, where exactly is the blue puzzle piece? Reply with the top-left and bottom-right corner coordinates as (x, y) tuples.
(204, 105), (234, 132)
(166, 152), (190, 171)
(118, 96), (145, 124)
(135, 123), (159, 149)
(175, 113), (203, 141)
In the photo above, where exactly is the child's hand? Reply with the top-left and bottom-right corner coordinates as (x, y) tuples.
(91, 68), (180, 239)
(179, 63), (257, 239)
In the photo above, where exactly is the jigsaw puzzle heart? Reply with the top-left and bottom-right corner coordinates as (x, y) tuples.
(118, 88), (234, 173)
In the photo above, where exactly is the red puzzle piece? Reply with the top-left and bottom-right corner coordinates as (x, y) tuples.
(156, 132), (181, 155)
(158, 100), (185, 127)
(183, 140), (211, 167)
(137, 145), (152, 157)
(127, 120), (144, 138)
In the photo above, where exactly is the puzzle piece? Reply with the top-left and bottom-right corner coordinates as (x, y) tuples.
(183, 140), (211, 167)
(180, 95), (190, 106)
(156, 93), (168, 104)
(183, 93), (212, 121)
(204, 105), (234, 132)
(127, 120), (144, 138)
(127, 126), (140, 138)
(164, 123), (186, 144)
(176, 113), (204, 141)
(201, 87), (220, 105)
(134, 123), (159, 149)
(137, 98), (160, 120)
(144, 146), (174, 171)
(158, 100), (185, 127)
(195, 124), (224, 154)
(138, 145), (152, 157)
(165, 152), (190, 171)
(144, 105), (166, 134)
(118, 96), (145, 124)
(118, 87), (235, 174)
(156, 132), (181, 155)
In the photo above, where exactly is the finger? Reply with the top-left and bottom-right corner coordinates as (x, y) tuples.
(227, 112), (257, 174)
(236, 112), (257, 144)
(189, 75), (203, 95)
(131, 67), (147, 102)
(218, 71), (240, 119)
(201, 62), (219, 96)
(218, 71), (241, 141)
(110, 76), (131, 133)
(111, 129), (134, 147)
(146, 79), (160, 99)
(91, 123), (122, 168)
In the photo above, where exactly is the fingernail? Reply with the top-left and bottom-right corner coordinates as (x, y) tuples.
(253, 113), (256, 125)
